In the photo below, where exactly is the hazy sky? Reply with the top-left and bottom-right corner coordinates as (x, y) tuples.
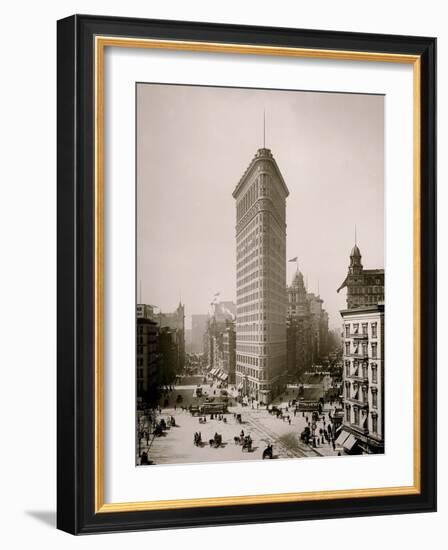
(137, 84), (384, 330)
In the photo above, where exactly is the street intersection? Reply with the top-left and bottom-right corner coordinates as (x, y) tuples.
(137, 380), (343, 465)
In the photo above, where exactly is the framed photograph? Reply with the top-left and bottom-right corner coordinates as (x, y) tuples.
(57, 15), (436, 534)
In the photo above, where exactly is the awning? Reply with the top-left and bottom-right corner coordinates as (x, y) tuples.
(221, 373), (228, 381)
(237, 382), (243, 390)
(335, 430), (350, 446)
(343, 434), (358, 451)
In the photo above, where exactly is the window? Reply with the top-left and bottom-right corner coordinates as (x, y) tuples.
(372, 342), (378, 358)
(345, 361), (350, 376)
(353, 323), (359, 334)
(362, 323), (368, 335)
(371, 363), (378, 383)
(345, 324), (350, 337)
(362, 363), (368, 379)
(372, 388), (378, 408)
(354, 407), (359, 425)
(345, 342), (350, 355)
(371, 322), (377, 338)
(362, 385), (368, 403)
(362, 342), (368, 356)
(372, 414), (378, 433)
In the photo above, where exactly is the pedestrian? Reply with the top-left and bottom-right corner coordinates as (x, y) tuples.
(332, 440), (336, 451)
(288, 418), (291, 425)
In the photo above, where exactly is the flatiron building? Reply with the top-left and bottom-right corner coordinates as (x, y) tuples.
(232, 147), (289, 404)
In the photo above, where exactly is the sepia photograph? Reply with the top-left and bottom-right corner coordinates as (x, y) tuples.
(135, 83), (385, 466)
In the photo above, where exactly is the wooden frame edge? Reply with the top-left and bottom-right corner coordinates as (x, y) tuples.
(93, 36), (423, 515)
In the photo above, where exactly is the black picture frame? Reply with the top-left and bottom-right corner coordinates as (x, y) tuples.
(57, 14), (436, 535)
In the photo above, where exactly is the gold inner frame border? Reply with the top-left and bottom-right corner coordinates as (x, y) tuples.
(94, 35), (421, 513)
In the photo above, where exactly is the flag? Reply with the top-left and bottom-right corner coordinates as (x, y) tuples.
(288, 257), (298, 262)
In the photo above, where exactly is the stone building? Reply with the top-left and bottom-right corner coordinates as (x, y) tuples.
(222, 324), (236, 384)
(287, 270), (312, 378)
(191, 314), (208, 354)
(136, 315), (159, 406)
(159, 302), (185, 372)
(286, 269), (330, 380)
(136, 303), (184, 407)
(337, 244), (384, 308)
(206, 301), (236, 384)
(337, 243), (385, 454)
(233, 147), (289, 404)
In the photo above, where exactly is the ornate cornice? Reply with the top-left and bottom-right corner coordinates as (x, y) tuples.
(232, 148), (289, 199)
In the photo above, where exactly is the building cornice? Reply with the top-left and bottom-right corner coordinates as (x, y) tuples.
(340, 304), (385, 317)
(232, 148), (289, 199)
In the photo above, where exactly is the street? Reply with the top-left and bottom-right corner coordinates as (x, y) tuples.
(137, 379), (344, 465)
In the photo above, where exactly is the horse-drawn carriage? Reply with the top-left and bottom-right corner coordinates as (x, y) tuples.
(234, 433), (252, 452)
(268, 406), (282, 418)
(241, 436), (252, 452)
(153, 423), (164, 437)
(209, 432), (222, 448)
(300, 426), (311, 444)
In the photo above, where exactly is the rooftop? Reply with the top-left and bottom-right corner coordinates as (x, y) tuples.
(232, 147), (289, 199)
